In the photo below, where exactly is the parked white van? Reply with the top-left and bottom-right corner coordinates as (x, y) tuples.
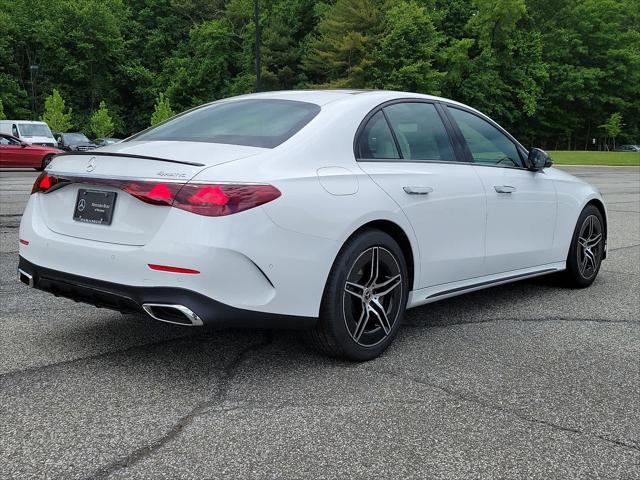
(0, 120), (58, 147)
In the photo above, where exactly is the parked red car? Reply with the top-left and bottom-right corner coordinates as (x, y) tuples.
(0, 133), (63, 170)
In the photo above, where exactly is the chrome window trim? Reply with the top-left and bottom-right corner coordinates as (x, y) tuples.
(354, 98), (461, 164)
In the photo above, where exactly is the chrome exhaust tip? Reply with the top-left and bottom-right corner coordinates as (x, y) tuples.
(142, 303), (203, 326)
(18, 268), (34, 287)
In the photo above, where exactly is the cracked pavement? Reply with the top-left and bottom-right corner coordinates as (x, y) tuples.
(1, 167), (639, 479)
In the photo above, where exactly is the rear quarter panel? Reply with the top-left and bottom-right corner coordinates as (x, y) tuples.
(188, 93), (423, 290)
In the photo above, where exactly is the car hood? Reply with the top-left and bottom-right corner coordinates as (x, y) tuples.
(28, 144), (63, 152)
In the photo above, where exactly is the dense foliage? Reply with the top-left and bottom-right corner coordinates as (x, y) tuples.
(1, 0), (638, 147)
(150, 92), (175, 126)
(41, 89), (73, 132)
(89, 101), (115, 137)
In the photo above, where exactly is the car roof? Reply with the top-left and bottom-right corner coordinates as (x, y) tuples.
(224, 89), (370, 106)
(224, 89), (477, 112)
(1, 120), (49, 124)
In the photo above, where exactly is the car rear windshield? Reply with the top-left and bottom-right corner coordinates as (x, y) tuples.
(130, 99), (321, 148)
(19, 123), (53, 137)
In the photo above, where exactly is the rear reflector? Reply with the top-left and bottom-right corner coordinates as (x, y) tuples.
(148, 264), (200, 274)
(19, 239), (29, 246)
(31, 174), (281, 216)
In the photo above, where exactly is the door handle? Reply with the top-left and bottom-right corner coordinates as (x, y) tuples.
(403, 186), (433, 195)
(494, 185), (516, 194)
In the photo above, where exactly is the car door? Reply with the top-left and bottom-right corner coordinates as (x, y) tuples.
(21, 142), (44, 168)
(446, 106), (557, 274)
(0, 135), (28, 167)
(356, 101), (486, 288)
(0, 135), (13, 166)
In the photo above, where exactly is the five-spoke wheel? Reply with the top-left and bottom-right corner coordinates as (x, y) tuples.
(309, 229), (408, 361)
(343, 246), (403, 347)
(564, 205), (605, 287)
(577, 214), (603, 279)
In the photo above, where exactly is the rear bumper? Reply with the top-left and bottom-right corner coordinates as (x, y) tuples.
(19, 193), (340, 318)
(18, 256), (316, 329)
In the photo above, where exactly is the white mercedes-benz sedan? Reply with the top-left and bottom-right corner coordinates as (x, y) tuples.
(18, 90), (607, 360)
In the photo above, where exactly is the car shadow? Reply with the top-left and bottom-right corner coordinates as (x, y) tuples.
(44, 273), (581, 366)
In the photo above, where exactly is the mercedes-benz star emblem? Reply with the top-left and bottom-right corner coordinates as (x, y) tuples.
(78, 198), (86, 212)
(86, 157), (97, 172)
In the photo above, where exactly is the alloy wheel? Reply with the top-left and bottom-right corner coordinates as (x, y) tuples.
(342, 246), (403, 347)
(577, 214), (603, 279)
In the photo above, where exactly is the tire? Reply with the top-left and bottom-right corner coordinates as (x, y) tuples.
(37, 155), (54, 171)
(562, 204), (605, 288)
(308, 229), (409, 361)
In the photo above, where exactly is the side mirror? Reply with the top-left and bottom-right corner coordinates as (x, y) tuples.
(527, 148), (552, 171)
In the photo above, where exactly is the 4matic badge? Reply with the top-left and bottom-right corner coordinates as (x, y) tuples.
(156, 171), (187, 178)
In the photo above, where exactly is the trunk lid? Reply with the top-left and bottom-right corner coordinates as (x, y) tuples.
(39, 141), (263, 245)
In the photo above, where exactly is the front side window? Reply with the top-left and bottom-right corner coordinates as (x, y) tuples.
(383, 103), (455, 162)
(449, 107), (522, 167)
(130, 99), (321, 148)
(357, 111), (400, 159)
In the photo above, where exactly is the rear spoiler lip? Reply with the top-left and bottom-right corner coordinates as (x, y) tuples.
(53, 151), (205, 167)
(41, 171), (269, 186)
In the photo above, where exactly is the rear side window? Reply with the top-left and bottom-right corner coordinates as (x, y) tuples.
(130, 99), (321, 148)
(383, 103), (455, 161)
(357, 111), (400, 159)
(448, 107), (522, 167)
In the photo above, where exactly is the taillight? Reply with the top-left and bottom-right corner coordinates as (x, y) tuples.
(31, 173), (281, 217)
(31, 172), (63, 194)
(120, 181), (183, 206)
(173, 184), (281, 217)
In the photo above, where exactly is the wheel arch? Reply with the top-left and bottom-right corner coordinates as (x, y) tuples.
(585, 198), (608, 258)
(39, 153), (54, 171)
(346, 219), (416, 291)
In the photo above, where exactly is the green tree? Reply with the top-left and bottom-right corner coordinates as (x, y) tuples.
(160, 18), (239, 111)
(89, 101), (115, 138)
(437, 0), (548, 144)
(41, 89), (73, 133)
(0, 98), (5, 120)
(600, 113), (624, 150)
(259, 0), (316, 90)
(1, 0), (637, 147)
(302, 0), (381, 87)
(371, 0), (444, 94)
(527, 0), (640, 148)
(150, 92), (175, 126)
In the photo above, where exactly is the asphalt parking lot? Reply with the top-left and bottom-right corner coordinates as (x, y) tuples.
(1, 166), (638, 479)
